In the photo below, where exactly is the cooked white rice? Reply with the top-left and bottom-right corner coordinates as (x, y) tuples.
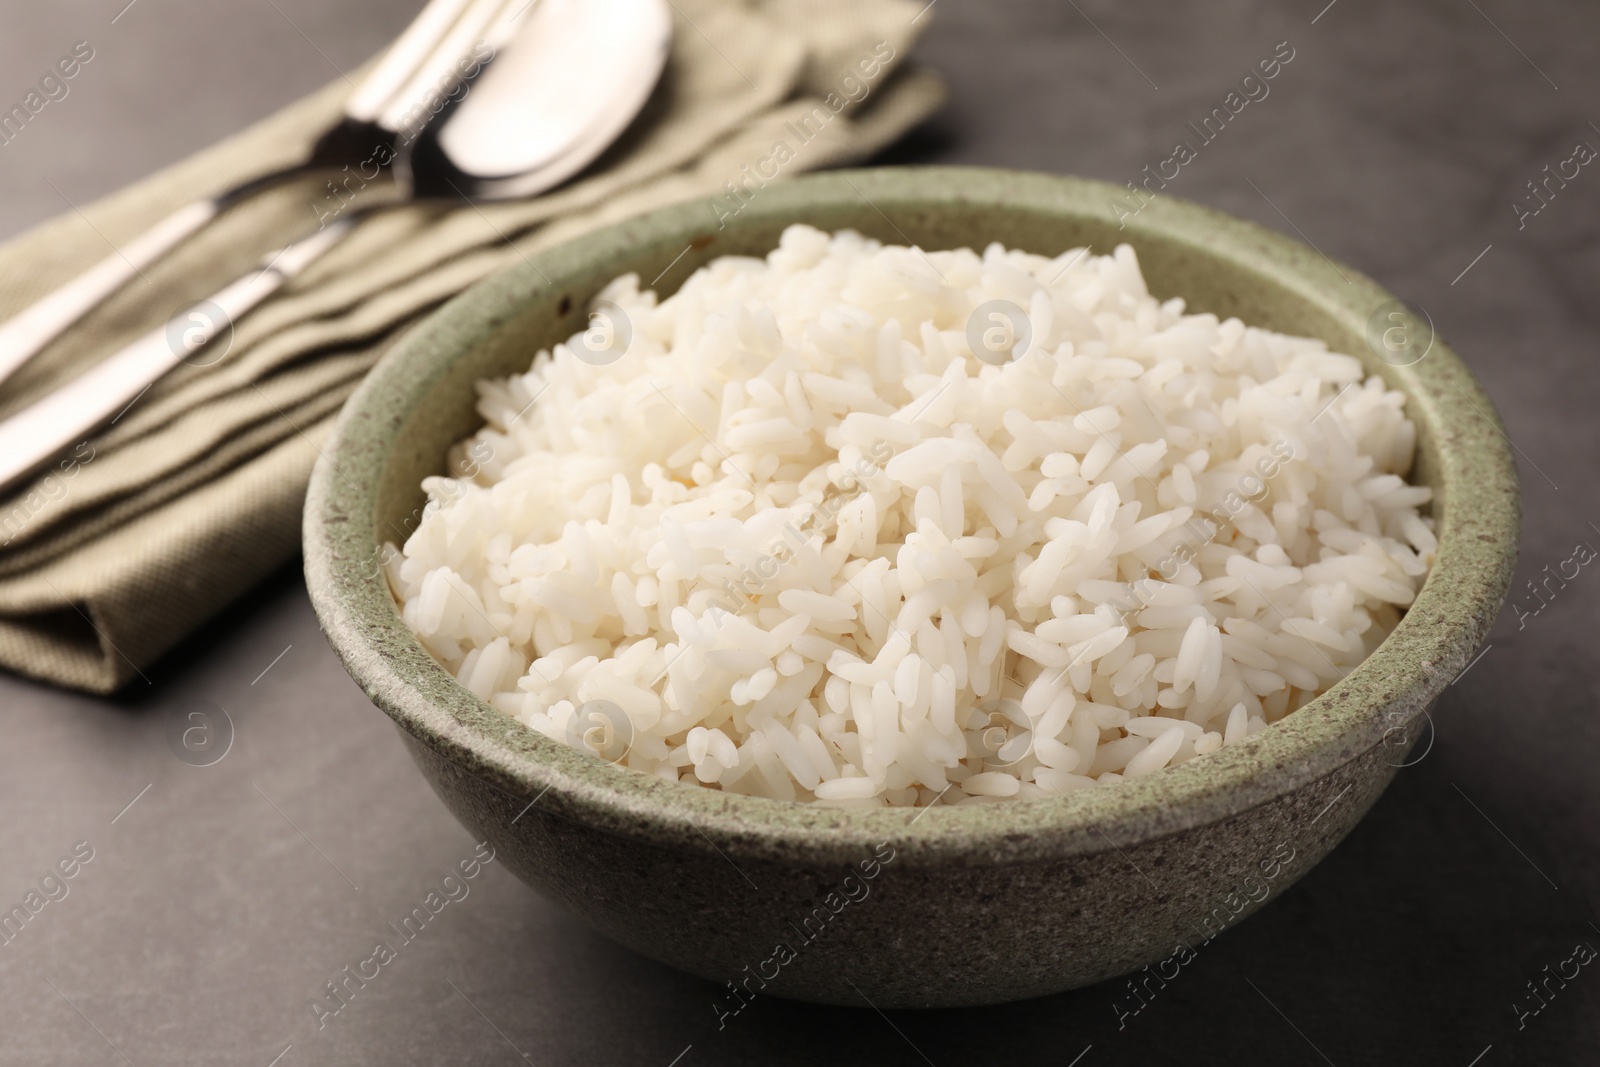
(387, 225), (1434, 807)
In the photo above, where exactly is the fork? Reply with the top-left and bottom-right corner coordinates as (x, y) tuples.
(0, 0), (520, 392)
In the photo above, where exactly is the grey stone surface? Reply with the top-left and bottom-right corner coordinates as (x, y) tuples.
(0, 0), (1595, 1064)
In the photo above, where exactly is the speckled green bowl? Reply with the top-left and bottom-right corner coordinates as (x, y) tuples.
(304, 166), (1518, 1008)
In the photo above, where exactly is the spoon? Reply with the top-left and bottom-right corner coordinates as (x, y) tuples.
(0, 0), (672, 497)
(0, 0), (519, 392)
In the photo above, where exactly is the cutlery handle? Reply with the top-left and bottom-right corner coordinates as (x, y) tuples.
(0, 219), (356, 498)
(0, 198), (225, 390)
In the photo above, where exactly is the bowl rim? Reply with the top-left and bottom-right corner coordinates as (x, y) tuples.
(304, 165), (1519, 868)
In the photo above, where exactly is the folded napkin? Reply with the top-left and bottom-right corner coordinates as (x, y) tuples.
(0, 0), (944, 693)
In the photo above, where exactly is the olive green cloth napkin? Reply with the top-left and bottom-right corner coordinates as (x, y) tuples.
(0, 0), (944, 693)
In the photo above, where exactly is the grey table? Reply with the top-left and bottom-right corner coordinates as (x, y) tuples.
(1, 1), (1596, 1064)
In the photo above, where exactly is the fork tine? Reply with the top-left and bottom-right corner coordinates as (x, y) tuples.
(378, 0), (523, 144)
(345, 0), (484, 124)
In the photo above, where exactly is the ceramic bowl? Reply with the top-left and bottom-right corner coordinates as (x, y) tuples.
(303, 166), (1518, 1008)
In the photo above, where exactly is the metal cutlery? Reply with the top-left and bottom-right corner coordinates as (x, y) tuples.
(0, 0), (673, 497)
(0, 0), (518, 391)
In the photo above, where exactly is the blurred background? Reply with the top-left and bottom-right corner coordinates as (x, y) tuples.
(0, 1), (1596, 1064)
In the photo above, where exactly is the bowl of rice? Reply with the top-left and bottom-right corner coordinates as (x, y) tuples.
(304, 166), (1518, 1007)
